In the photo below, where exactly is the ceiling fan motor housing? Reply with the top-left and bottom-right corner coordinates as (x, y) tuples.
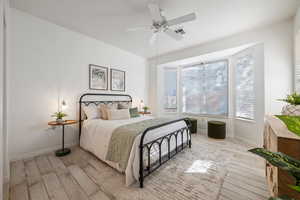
(175, 28), (186, 35)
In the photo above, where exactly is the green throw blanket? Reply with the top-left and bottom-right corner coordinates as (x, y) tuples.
(105, 117), (185, 171)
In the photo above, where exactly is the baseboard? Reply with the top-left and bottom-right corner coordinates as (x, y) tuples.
(10, 141), (78, 162)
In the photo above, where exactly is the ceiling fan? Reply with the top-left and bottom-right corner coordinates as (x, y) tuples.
(127, 3), (196, 45)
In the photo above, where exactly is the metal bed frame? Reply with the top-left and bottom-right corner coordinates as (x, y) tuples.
(79, 93), (192, 188)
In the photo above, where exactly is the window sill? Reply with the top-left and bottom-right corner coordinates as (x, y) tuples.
(235, 117), (256, 123)
(181, 113), (229, 119)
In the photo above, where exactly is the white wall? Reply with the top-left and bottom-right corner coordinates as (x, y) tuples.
(295, 8), (300, 34)
(294, 8), (300, 92)
(0, 0), (4, 199)
(149, 19), (294, 145)
(3, 2), (9, 200)
(1, 0), (9, 198)
(9, 9), (148, 160)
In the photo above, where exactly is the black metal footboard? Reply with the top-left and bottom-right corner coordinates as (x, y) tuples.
(139, 118), (192, 188)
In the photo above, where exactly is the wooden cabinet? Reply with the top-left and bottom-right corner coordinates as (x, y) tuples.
(264, 116), (300, 199)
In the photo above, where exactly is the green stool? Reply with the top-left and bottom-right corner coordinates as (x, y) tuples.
(185, 118), (197, 134)
(208, 121), (226, 139)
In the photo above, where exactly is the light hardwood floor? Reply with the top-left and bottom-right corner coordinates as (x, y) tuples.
(9, 134), (269, 200)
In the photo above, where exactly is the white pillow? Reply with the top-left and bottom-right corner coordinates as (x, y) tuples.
(107, 109), (130, 120)
(83, 105), (101, 119)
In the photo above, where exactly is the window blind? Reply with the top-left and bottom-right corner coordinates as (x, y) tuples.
(235, 53), (255, 120)
(182, 60), (228, 115)
(163, 68), (177, 112)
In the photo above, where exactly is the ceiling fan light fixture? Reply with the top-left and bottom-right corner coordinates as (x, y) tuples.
(175, 28), (186, 35)
(127, 2), (196, 43)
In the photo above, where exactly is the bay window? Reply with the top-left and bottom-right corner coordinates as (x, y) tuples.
(161, 46), (260, 125)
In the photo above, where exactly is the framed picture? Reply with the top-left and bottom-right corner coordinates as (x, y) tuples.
(89, 64), (108, 90)
(110, 68), (125, 91)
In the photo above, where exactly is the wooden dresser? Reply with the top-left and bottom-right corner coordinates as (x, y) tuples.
(264, 116), (300, 199)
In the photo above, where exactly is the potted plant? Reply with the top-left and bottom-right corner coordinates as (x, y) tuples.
(142, 106), (150, 113)
(249, 148), (300, 200)
(51, 111), (67, 123)
(279, 93), (300, 116)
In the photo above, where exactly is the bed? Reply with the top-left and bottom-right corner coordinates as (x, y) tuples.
(79, 93), (192, 188)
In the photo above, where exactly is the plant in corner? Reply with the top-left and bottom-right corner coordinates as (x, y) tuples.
(279, 92), (300, 105)
(278, 92), (300, 116)
(142, 106), (150, 113)
(51, 111), (67, 122)
(249, 148), (300, 200)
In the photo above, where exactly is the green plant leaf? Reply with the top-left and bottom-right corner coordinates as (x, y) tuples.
(289, 185), (300, 193)
(269, 196), (295, 200)
(278, 93), (300, 105)
(248, 148), (300, 183)
(51, 112), (68, 119)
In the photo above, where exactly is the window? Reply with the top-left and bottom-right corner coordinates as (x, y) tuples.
(163, 68), (177, 112)
(182, 60), (228, 116)
(235, 53), (255, 120)
(181, 65), (204, 114)
(204, 61), (228, 115)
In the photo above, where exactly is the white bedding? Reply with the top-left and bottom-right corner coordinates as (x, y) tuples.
(80, 116), (188, 186)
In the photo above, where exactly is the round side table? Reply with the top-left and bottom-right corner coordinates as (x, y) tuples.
(139, 112), (152, 116)
(48, 120), (77, 157)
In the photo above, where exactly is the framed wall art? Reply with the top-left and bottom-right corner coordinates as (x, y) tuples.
(110, 68), (125, 92)
(89, 64), (108, 90)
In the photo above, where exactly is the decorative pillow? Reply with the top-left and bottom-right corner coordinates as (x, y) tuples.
(99, 104), (108, 120)
(129, 107), (140, 118)
(100, 103), (118, 120)
(107, 109), (130, 120)
(82, 104), (101, 119)
(118, 102), (132, 109)
(118, 102), (129, 109)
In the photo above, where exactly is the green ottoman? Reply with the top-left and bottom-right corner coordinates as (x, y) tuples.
(208, 121), (226, 139)
(185, 118), (197, 134)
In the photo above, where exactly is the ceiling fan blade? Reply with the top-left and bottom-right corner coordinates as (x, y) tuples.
(126, 26), (149, 32)
(148, 3), (163, 22)
(164, 28), (183, 41)
(149, 33), (158, 45)
(167, 13), (196, 26)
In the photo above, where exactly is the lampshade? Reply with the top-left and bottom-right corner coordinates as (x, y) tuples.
(139, 100), (145, 111)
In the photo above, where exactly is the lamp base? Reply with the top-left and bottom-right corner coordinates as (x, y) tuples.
(55, 148), (71, 157)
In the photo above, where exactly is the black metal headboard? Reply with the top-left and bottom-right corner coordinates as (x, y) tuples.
(78, 93), (133, 139)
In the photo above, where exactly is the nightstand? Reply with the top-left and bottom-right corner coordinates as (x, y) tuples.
(139, 111), (151, 116)
(48, 120), (77, 157)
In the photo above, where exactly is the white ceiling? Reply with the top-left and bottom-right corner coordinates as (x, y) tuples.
(10, 0), (300, 58)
